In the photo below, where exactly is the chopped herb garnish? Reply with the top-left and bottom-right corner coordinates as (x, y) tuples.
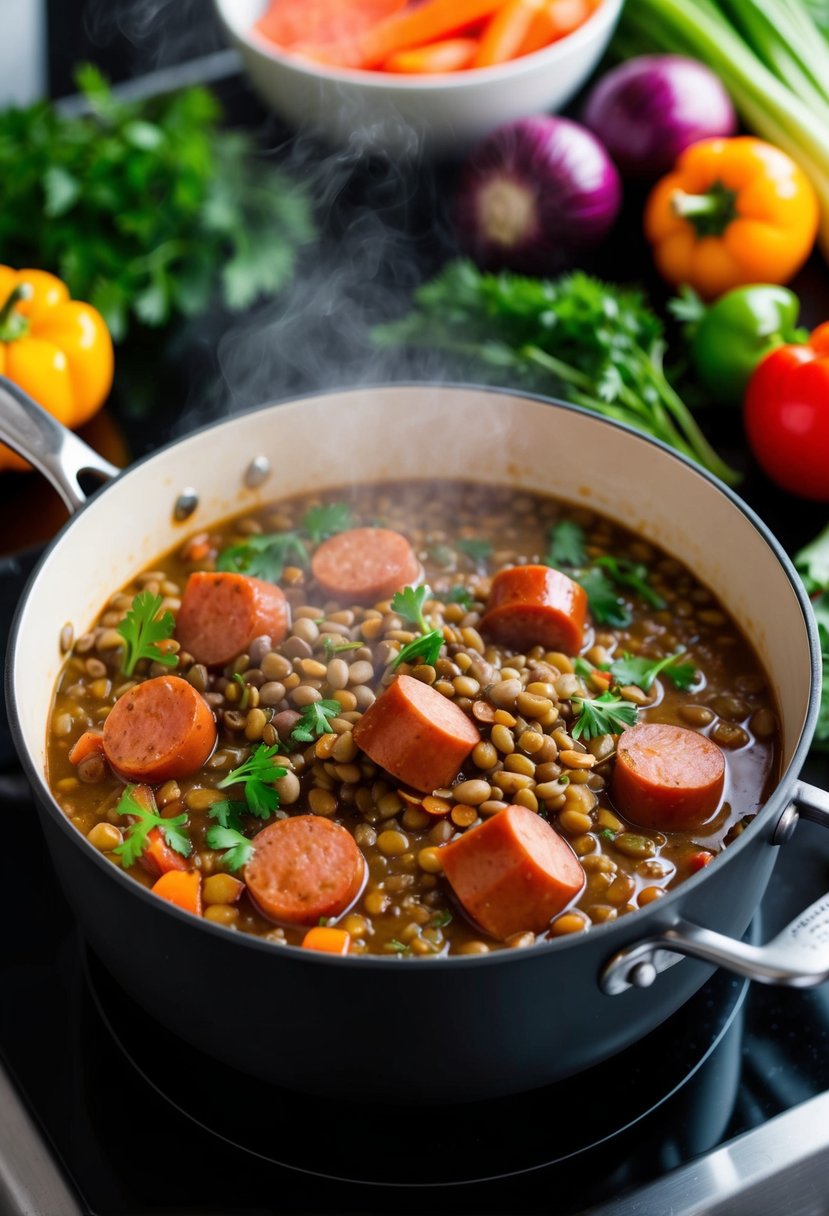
(447, 585), (474, 610)
(594, 557), (666, 610)
(427, 542), (455, 567)
(385, 939), (410, 954)
(232, 672), (250, 710)
(429, 909), (453, 929)
(571, 692), (639, 741)
(290, 699), (341, 743)
(575, 567), (631, 628)
(609, 650), (697, 693)
(456, 537), (493, 563)
(390, 628), (444, 670)
(116, 591), (176, 677)
(217, 743), (286, 818)
(599, 827), (616, 842)
(391, 584), (431, 632)
(216, 531), (308, 582)
(113, 784), (191, 868)
(205, 825), (255, 872)
(573, 656), (596, 680)
(546, 520), (587, 568)
(321, 637), (363, 660)
(302, 502), (352, 544)
(208, 799), (245, 832)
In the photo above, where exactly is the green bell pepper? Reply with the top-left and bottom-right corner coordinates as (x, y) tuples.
(679, 284), (807, 405)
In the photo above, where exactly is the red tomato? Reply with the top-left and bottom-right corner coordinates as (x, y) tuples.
(743, 322), (829, 501)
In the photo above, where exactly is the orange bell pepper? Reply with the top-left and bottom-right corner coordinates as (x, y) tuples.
(644, 137), (819, 300)
(0, 266), (114, 471)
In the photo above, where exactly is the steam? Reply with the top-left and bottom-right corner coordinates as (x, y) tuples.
(83, 0), (223, 69)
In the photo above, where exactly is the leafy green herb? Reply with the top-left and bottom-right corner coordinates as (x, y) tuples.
(575, 568), (631, 628)
(546, 521), (587, 568)
(426, 543), (455, 567)
(374, 261), (740, 485)
(113, 784), (191, 868)
(573, 656), (599, 680)
(232, 672), (251, 710)
(216, 532), (308, 582)
(795, 522), (829, 595)
(302, 502), (352, 545)
(391, 584), (431, 632)
(429, 909), (453, 929)
(594, 557), (666, 610)
(447, 585), (474, 610)
(390, 628), (444, 670)
(813, 596), (829, 749)
(208, 800), (245, 832)
(385, 939), (410, 954)
(0, 66), (315, 342)
(599, 827), (617, 842)
(205, 825), (255, 872)
(290, 699), (341, 743)
(116, 591), (176, 677)
(456, 537), (493, 563)
(321, 637), (363, 660)
(609, 650), (696, 692)
(217, 743), (286, 818)
(571, 693), (639, 741)
(795, 526), (829, 749)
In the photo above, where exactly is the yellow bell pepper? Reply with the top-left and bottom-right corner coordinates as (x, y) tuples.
(0, 266), (114, 471)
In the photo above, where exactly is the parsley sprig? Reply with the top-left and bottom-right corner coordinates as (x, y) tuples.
(391, 584), (431, 632)
(594, 557), (666, 611)
(447, 585), (474, 610)
(541, 521), (665, 627)
(390, 629), (444, 670)
(610, 650), (696, 692)
(217, 532), (308, 582)
(571, 693), (638, 741)
(117, 591), (177, 677)
(456, 538), (492, 564)
(290, 699), (341, 743)
(301, 502), (351, 544)
(205, 825), (255, 872)
(321, 637), (363, 660)
(113, 784), (191, 868)
(216, 743), (286, 818)
(546, 521), (587, 568)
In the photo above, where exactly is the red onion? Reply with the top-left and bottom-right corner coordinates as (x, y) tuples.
(452, 116), (622, 277)
(582, 55), (737, 178)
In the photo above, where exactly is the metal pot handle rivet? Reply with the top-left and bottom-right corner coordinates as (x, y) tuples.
(0, 376), (119, 513)
(600, 780), (829, 995)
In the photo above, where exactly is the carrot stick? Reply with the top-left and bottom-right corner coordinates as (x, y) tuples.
(516, 0), (593, 55)
(151, 870), (203, 916)
(68, 730), (105, 766)
(257, 0), (406, 49)
(473, 0), (543, 67)
(383, 37), (480, 72)
(302, 926), (351, 954)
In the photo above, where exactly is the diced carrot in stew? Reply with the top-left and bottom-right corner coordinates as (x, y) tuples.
(612, 723), (726, 831)
(302, 926), (352, 954)
(151, 870), (203, 916)
(688, 850), (716, 872)
(481, 564), (586, 654)
(440, 804), (585, 940)
(140, 826), (191, 878)
(244, 815), (365, 926)
(102, 674), (217, 784)
(176, 571), (289, 668)
(68, 730), (105, 766)
(311, 527), (421, 605)
(352, 674), (480, 793)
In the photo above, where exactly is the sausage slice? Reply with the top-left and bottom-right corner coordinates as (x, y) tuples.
(244, 814), (365, 925)
(352, 674), (480, 793)
(481, 565), (586, 654)
(440, 804), (585, 940)
(311, 527), (420, 605)
(103, 675), (217, 783)
(612, 722), (726, 830)
(176, 571), (289, 668)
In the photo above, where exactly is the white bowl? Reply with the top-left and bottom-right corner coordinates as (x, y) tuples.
(213, 0), (623, 154)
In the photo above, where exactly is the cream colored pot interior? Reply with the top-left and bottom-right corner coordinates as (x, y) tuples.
(12, 386), (813, 785)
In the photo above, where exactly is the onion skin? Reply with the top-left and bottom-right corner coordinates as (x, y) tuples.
(453, 116), (622, 276)
(582, 55), (737, 179)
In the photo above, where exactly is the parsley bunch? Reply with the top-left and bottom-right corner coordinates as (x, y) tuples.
(375, 261), (739, 486)
(216, 743), (286, 818)
(0, 66), (315, 340)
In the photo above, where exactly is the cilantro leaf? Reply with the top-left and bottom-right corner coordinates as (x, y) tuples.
(217, 743), (286, 818)
(205, 825), (255, 872)
(573, 656), (598, 680)
(593, 557), (666, 610)
(576, 568), (631, 628)
(321, 637), (363, 660)
(116, 591), (177, 677)
(546, 521), (586, 569)
(456, 538), (492, 564)
(609, 650), (697, 693)
(447, 585), (474, 610)
(216, 532), (308, 582)
(208, 799), (246, 832)
(571, 692), (638, 740)
(390, 628), (444, 670)
(391, 584), (431, 632)
(113, 784), (192, 868)
(290, 699), (341, 744)
(302, 503), (352, 545)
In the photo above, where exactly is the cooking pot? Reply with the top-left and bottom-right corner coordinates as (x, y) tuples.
(4, 378), (829, 1103)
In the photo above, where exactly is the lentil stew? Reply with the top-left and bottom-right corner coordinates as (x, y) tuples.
(47, 480), (780, 957)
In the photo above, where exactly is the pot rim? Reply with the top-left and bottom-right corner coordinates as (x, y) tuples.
(6, 381), (822, 970)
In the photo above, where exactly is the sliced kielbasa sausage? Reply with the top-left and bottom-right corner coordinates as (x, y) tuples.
(244, 814), (365, 925)
(176, 571), (289, 668)
(439, 804), (585, 940)
(102, 675), (217, 783)
(612, 722), (726, 830)
(481, 565), (586, 654)
(311, 527), (421, 605)
(352, 673), (480, 793)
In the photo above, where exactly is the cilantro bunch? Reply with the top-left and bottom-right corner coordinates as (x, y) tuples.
(0, 66), (315, 340)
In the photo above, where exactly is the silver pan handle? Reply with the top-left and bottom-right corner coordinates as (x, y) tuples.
(601, 780), (829, 995)
(0, 376), (119, 513)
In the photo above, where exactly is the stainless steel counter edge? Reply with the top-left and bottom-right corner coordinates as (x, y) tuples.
(0, 1061), (84, 1216)
(585, 1089), (829, 1216)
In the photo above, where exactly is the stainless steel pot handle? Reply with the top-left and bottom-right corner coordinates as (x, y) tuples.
(0, 375), (120, 513)
(601, 780), (829, 995)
